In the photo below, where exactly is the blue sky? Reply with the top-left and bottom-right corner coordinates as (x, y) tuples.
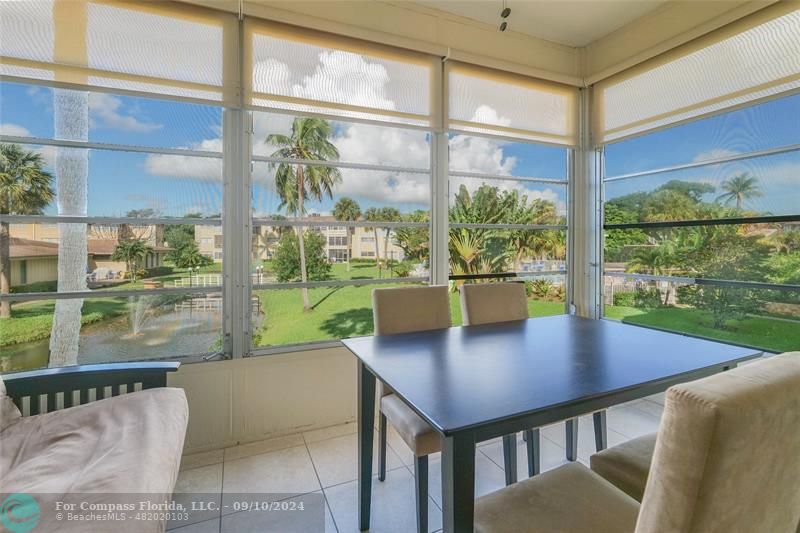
(1, 80), (797, 218)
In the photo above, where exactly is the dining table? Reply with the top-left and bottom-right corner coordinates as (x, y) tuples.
(342, 314), (763, 533)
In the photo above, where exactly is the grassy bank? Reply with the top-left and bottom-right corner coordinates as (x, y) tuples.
(605, 305), (800, 353)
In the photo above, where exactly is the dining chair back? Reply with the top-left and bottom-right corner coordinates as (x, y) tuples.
(636, 353), (800, 533)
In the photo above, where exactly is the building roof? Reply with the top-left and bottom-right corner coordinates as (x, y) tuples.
(8, 238), (170, 259)
(8, 238), (59, 259)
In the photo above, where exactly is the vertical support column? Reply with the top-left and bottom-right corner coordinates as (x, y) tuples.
(569, 87), (602, 319)
(222, 108), (251, 358)
(430, 58), (449, 287)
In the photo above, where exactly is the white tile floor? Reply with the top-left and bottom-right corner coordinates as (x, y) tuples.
(171, 397), (664, 533)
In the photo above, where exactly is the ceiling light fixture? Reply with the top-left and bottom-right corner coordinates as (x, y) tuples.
(499, 1), (511, 32)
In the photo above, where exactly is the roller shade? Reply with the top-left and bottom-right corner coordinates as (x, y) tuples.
(447, 61), (578, 146)
(594, 3), (800, 145)
(244, 19), (436, 126)
(0, 0), (238, 104)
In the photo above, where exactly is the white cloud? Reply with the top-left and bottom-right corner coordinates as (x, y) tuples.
(0, 123), (56, 166)
(692, 148), (739, 162)
(449, 134), (516, 175)
(89, 93), (163, 133)
(143, 140), (222, 181)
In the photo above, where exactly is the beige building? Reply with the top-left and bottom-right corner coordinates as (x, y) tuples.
(197, 216), (407, 264)
(5, 223), (170, 287)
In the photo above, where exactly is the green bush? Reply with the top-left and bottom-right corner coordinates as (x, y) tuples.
(613, 291), (636, 307)
(391, 261), (413, 278)
(10, 280), (58, 294)
(634, 287), (663, 309)
(145, 266), (174, 278)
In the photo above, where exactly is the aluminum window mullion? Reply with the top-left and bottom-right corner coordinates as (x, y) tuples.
(251, 219), (428, 229)
(450, 223), (567, 230)
(1, 215), (222, 226)
(252, 276), (429, 291)
(603, 142), (800, 182)
(252, 155), (429, 175)
(245, 104), (432, 133)
(448, 171), (567, 184)
(1, 286), (221, 303)
(0, 135), (223, 159)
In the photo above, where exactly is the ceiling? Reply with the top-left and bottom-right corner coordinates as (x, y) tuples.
(416, 0), (671, 47)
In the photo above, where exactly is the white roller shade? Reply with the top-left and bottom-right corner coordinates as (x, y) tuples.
(447, 61), (578, 146)
(594, 3), (800, 145)
(244, 20), (436, 126)
(0, 0), (237, 104)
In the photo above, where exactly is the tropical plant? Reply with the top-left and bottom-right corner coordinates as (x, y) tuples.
(0, 144), (55, 318)
(111, 239), (153, 283)
(716, 173), (762, 210)
(174, 240), (213, 269)
(363, 207), (384, 272)
(379, 207), (401, 266)
(393, 210), (429, 263)
(332, 197), (361, 271)
(272, 230), (331, 283)
(267, 117), (342, 311)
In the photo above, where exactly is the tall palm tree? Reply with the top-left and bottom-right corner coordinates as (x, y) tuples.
(379, 207), (401, 269)
(0, 144), (54, 318)
(332, 197), (361, 271)
(363, 207), (383, 273)
(267, 118), (342, 311)
(716, 173), (762, 209)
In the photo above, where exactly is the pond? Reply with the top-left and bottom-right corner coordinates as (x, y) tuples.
(1, 308), (221, 373)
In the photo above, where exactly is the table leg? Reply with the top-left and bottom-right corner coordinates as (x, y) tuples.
(442, 433), (475, 533)
(525, 428), (540, 477)
(593, 411), (608, 451)
(358, 361), (376, 531)
(502, 434), (517, 485)
(566, 418), (578, 461)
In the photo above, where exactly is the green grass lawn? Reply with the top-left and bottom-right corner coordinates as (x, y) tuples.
(1, 297), (130, 347)
(253, 281), (566, 347)
(605, 305), (800, 353)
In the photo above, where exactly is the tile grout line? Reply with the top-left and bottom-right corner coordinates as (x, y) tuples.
(303, 434), (340, 533)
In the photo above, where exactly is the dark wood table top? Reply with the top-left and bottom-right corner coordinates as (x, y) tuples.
(343, 315), (762, 435)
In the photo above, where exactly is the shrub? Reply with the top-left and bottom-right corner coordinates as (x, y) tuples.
(391, 261), (413, 278)
(10, 280), (58, 294)
(145, 266), (174, 278)
(634, 286), (663, 309)
(613, 291), (636, 307)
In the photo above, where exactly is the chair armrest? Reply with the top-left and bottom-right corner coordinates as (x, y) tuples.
(4, 362), (180, 415)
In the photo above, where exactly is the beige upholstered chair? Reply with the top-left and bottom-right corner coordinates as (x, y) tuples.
(372, 286), (451, 533)
(459, 282), (608, 475)
(474, 352), (800, 533)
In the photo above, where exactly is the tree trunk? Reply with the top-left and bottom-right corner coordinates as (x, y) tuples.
(49, 88), (88, 368)
(297, 168), (310, 312)
(383, 228), (391, 272)
(346, 229), (352, 272)
(373, 228), (380, 275)
(0, 221), (11, 318)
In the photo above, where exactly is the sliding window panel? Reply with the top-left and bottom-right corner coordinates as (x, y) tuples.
(251, 224), (430, 283)
(0, 293), (222, 373)
(252, 162), (430, 220)
(4, 223), (222, 294)
(251, 283), (427, 349)
(605, 149), (800, 223)
(603, 280), (799, 354)
(0, 81), (223, 153)
(603, 223), (800, 285)
(252, 111), (430, 169)
(449, 176), (567, 225)
(4, 144), (222, 218)
(448, 134), (568, 180)
(604, 92), (800, 178)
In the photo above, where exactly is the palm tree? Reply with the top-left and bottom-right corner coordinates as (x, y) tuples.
(379, 207), (401, 269)
(363, 207), (384, 274)
(111, 239), (153, 283)
(332, 197), (361, 271)
(0, 144), (54, 318)
(716, 173), (762, 209)
(267, 118), (342, 311)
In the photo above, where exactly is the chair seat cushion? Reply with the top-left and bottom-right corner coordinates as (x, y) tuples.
(380, 393), (440, 457)
(590, 432), (657, 502)
(0, 388), (188, 532)
(475, 462), (640, 533)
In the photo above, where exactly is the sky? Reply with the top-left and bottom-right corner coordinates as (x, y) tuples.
(0, 56), (798, 220)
